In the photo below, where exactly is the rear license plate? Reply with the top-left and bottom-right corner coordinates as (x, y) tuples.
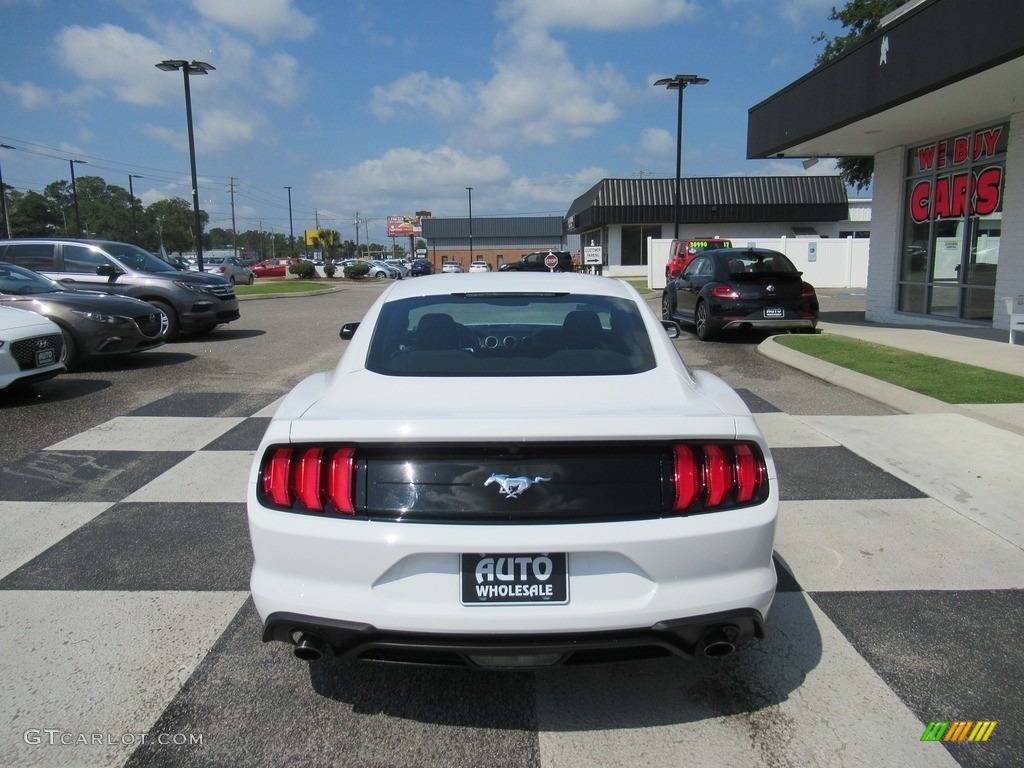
(35, 348), (55, 366)
(461, 553), (568, 605)
(763, 307), (784, 318)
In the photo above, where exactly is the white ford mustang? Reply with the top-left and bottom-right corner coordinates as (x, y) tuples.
(247, 272), (778, 669)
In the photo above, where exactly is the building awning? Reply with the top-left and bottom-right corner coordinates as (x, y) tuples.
(564, 176), (848, 234)
(747, 0), (1024, 160)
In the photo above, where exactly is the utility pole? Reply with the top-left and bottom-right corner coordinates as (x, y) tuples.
(354, 212), (361, 257)
(229, 177), (238, 258)
(285, 186), (294, 257)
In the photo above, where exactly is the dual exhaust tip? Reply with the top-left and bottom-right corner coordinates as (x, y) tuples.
(293, 633), (327, 661)
(290, 625), (739, 663)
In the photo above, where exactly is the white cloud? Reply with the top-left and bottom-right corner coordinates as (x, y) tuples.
(497, 0), (698, 31)
(468, 27), (625, 147)
(141, 104), (264, 154)
(256, 52), (307, 107)
(640, 127), (675, 158)
(54, 24), (172, 106)
(371, 72), (472, 122)
(312, 146), (512, 218)
(191, 0), (315, 41)
(0, 78), (51, 110)
(723, 0), (835, 29)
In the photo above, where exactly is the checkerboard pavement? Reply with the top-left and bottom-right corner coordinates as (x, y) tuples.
(1, 391), (1021, 768)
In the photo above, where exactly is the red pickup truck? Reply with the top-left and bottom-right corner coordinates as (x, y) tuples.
(665, 238), (732, 279)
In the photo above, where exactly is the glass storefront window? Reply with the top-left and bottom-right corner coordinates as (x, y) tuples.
(898, 122), (1008, 322)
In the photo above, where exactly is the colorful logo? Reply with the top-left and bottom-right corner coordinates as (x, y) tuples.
(921, 721), (997, 742)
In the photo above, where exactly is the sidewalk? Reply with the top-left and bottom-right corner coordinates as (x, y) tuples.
(758, 302), (1024, 436)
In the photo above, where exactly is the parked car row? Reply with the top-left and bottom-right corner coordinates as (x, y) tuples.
(0, 237), (243, 388)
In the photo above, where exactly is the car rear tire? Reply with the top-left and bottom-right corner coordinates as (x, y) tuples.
(150, 299), (180, 341)
(661, 293), (673, 321)
(247, 274), (255, 285)
(695, 300), (717, 342)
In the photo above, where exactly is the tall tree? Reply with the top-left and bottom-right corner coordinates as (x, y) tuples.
(146, 197), (207, 254)
(813, 0), (903, 190)
(6, 189), (63, 236)
(310, 228), (341, 260)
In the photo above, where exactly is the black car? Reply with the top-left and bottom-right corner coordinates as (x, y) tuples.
(409, 259), (434, 276)
(0, 262), (164, 368)
(662, 247), (818, 341)
(498, 250), (574, 272)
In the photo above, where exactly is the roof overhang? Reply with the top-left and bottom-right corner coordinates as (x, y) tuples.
(747, 0), (1024, 160)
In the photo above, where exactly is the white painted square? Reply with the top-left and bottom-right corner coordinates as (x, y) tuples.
(753, 412), (841, 448)
(0, 590), (248, 768)
(46, 417), (245, 452)
(0, 501), (111, 579)
(776, 498), (1024, 591)
(536, 593), (958, 768)
(124, 450), (254, 503)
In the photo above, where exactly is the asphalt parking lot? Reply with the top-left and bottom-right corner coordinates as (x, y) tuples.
(0, 280), (1019, 768)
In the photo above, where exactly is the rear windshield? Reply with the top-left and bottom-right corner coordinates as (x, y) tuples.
(365, 292), (656, 377)
(715, 251), (799, 274)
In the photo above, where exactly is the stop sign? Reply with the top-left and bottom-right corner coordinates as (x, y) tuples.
(544, 252), (558, 270)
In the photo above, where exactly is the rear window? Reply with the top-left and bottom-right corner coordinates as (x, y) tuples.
(366, 293), (656, 377)
(1, 243), (56, 270)
(716, 251), (799, 274)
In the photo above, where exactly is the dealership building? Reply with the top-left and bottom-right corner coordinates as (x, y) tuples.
(747, 0), (1023, 331)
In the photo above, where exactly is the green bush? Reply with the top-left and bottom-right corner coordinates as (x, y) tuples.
(288, 260), (316, 279)
(343, 261), (370, 279)
(323, 262), (337, 278)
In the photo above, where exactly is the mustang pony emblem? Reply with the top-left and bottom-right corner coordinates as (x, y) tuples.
(484, 473), (551, 499)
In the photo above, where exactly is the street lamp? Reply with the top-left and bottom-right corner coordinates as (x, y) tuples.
(653, 74), (709, 239)
(69, 159), (87, 237)
(156, 58), (214, 271)
(466, 187), (473, 261)
(0, 144), (12, 238)
(285, 186), (294, 257)
(128, 174), (143, 242)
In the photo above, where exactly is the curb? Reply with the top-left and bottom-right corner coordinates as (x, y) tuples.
(757, 334), (1024, 437)
(236, 285), (349, 301)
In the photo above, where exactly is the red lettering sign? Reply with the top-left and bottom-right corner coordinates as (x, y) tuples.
(974, 166), (1002, 216)
(908, 168), (1003, 223)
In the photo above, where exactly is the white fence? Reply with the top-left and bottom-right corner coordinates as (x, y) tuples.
(644, 237), (870, 290)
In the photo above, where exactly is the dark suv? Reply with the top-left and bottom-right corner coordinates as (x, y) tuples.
(0, 239), (240, 340)
(498, 250), (574, 272)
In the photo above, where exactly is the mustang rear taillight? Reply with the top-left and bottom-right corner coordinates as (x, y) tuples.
(260, 445), (355, 514)
(801, 281), (817, 298)
(672, 442), (767, 512)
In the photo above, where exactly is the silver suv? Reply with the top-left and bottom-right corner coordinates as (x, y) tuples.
(0, 238), (240, 340)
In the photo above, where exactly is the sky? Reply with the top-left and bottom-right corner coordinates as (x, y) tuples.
(0, 0), (847, 246)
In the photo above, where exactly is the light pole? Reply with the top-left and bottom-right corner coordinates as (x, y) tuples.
(653, 74), (708, 239)
(128, 174), (142, 242)
(69, 159), (87, 237)
(285, 186), (294, 257)
(466, 187), (473, 262)
(156, 59), (214, 271)
(0, 144), (12, 238)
